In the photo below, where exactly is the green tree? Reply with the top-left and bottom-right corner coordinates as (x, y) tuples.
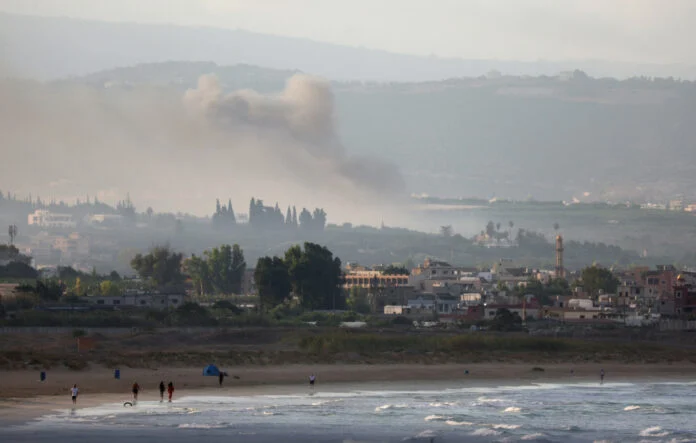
(285, 242), (344, 310)
(578, 266), (619, 298)
(204, 244), (246, 294)
(185, 253), (213, 296)
(99, 280), (121, 297)
(347, 286), (371, 313)
(254, 256), (291, 310)
(130, 245), (184, 287)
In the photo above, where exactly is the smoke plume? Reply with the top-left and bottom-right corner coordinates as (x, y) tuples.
(0, 72), (406, 223)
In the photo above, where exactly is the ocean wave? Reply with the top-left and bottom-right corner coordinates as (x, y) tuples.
(503, 407), (521, 413)
(177, 423), (226, 429)
(375, 404), (409, 412)
(470, 428), (502, 436)
(424, 415), (450, 422)
(491, 424), (521, 430)
(639, 426), (670, 437)
(477, 397), (507, 403)
(428, 401), (458, 407)
(445, 420), (474, 426)
(624, 405), (641, 411)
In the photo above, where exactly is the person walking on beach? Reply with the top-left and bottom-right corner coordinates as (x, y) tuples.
(132, 382), (140, 403)
(71, 384), (79, 405)
(219, 372), (224, 387)
(167, 382), (174, 402)
(159, 381), (165, 402)
(600, 369), (605, 385)
(309, 373), (316, 392)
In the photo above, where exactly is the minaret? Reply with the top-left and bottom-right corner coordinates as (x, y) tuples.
(555, 235), (565, 279)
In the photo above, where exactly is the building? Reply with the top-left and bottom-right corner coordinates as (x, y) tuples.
(87, 293), (183, 310)
(343, 270), (409, 288)
(28, 210), (76, 229)
(84, 214), (124, 227)
(672, 274), (696, 317)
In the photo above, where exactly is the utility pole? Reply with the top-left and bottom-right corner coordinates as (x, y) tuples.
(8, 224), (17, 247)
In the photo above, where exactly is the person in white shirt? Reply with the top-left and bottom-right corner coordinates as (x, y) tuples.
(71, 384), (79, 405)
(309, 374), (316, 391)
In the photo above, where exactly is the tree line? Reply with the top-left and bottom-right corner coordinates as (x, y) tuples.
(211, 197), (327, 231)
(254, 242), (344, 311)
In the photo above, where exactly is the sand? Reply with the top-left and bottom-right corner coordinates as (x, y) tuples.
(1, 362), (695, 424)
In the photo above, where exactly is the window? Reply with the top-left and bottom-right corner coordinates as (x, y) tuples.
(113, 300), (120, 305)
(172, 299), (179, 304)
(140, 300), (147, 305)
(97, 300), (104, 305)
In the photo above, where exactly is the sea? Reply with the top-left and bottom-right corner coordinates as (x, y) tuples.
(2, 380), (695, 443)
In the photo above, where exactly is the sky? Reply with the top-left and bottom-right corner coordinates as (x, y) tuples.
(1, 0), (695, 65)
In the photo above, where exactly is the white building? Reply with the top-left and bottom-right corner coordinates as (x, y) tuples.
(88, 293), (183, 310)
(84, 214), (124, 227)
(28, 210), (76, 229)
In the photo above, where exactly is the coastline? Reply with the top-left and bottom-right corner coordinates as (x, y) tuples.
(1, 362), (694, 425)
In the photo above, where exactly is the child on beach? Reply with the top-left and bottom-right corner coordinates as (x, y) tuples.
(167, 382), (174, 402)
(71, 384), (78, 405)
(159, 381), (165, 402)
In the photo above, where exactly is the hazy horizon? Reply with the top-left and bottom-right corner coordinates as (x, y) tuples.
(1, 0), (695, 66)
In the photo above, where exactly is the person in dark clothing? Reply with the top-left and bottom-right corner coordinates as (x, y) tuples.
(132, 382), (140, 402)
(219, 372), (225, 386)
(159, 381), (165, 402)
(167, 382), (174, 402)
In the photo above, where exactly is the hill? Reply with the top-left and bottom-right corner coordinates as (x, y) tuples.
(48, 62), (696, 203)
(3, 13), (696, 82)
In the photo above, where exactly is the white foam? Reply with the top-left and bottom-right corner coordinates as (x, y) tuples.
(503, 407), (521, 413)
(522, 433), (546, 440)
(471, 428), (502, 436)
(477, 397), (506, 403)
(414, 430), (438, 438)
(491, 424), (521, 430)
(375, 404), (408, 412)
(639, 426), (670, 437)
(445, 420), (474, 426)
(624, 405), (641, 411)
(424, 415), (450, 421)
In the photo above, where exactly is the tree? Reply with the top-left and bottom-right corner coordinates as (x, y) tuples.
(34, 279), (65, 301)
(130, 245), (184, 287)
(185, 253), (213, 296)
(485, 221), (495, 237)
(298, 208), (313, 230)
(382, 264), (410, 275)
(490, 308), (522, 331)
(285, 242), (344, 310)
(254, 256), (291, 310)
(100, 280), (121, 297)
(347, 286), (371, 314)
(440, 225), (453, 237)
(578, 265), (619, 298)
(146, 207), (154, 220)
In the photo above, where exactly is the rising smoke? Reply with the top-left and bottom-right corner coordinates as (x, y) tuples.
(0, 72), (406, 222)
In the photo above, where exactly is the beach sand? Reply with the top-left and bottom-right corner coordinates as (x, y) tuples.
(1, 362), (694, 424)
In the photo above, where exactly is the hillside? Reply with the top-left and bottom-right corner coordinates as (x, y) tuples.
(48, 62), (696, 203)
(3, 13), (696, 82)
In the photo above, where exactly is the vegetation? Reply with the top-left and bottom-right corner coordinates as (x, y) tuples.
(577, 266), (621, 298)
(130, 245), (184, 287)
(185, 244), (246, 296)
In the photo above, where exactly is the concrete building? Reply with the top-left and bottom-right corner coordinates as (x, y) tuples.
(88, 293), (183, 310)
(28, 210), (76, 229)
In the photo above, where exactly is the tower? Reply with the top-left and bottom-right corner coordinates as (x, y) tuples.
(555, 235), (565, 279)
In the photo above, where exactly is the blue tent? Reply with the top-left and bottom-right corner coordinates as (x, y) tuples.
(203, 364), (220, 376)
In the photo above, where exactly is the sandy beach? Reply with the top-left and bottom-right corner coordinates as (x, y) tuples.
(1, 362), (694, 424)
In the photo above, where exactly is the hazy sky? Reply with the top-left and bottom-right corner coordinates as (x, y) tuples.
(1, 0), (695, 64)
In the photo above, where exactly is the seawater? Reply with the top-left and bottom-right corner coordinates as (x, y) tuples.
(2, 380), (696, 442)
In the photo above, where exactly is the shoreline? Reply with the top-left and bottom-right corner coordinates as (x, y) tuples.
(1, 362), (695, 425)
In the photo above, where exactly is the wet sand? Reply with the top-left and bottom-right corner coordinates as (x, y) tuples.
(1, 363), (694, 424)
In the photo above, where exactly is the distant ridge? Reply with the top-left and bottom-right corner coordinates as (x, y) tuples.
(3, 12), (696, 82)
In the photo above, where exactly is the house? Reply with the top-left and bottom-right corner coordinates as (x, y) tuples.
(88, 293), (183, 310)
(28, 210), (76, 229)
(484, 303), (541, 320)
(672, 274), (696, 317)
